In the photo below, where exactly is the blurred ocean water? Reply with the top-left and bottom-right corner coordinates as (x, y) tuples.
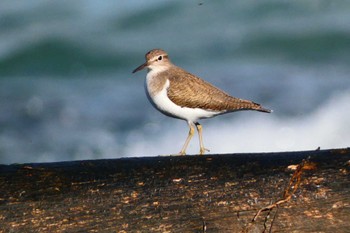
(0, 0), (349, 163)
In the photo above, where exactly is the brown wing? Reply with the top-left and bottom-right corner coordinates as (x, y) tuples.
(165, 67), (270, 113)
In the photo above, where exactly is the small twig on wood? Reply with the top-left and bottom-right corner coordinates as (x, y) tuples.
(269, 206), (279, 233)
(263, 208), (272, 233)
(252, 157), (316, 228)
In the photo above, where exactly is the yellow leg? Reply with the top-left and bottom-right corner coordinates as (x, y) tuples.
(195, 123), (210, 155)
(179, 122), (195, 155)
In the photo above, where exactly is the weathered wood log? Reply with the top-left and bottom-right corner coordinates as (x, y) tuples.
(0, 148), (349, 232)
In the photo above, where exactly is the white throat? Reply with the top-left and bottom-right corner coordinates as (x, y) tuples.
(147, 64), (170, 75)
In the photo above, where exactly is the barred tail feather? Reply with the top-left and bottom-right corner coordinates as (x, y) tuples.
(257, 107), (273, 113)
(253, 102), (272, 113)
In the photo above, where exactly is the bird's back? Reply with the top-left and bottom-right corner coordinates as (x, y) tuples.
(165, 66), (271, 113)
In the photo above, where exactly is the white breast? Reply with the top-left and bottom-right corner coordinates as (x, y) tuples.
(145, 71), (221, 123)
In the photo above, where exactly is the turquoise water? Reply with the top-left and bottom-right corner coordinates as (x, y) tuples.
(1, 1), (350, 163)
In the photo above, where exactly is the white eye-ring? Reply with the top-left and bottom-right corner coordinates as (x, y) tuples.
(157, 56), (162, 61)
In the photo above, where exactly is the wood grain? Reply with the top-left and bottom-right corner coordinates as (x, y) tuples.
(0, 148), (349, 232)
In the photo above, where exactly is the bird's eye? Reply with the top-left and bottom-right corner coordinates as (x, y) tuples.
(158, 56), (162, 61)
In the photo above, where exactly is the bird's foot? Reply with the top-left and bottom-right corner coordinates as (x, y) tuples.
(178, 150), (187, 156)
(199, 147), (210, 155)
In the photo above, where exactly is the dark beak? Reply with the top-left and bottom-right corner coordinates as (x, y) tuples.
(132, 62), (148, 73)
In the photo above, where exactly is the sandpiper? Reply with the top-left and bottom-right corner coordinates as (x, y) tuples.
(133, 49), (271, 155)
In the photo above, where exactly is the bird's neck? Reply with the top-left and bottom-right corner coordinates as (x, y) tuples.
(147, 64), (171, 78)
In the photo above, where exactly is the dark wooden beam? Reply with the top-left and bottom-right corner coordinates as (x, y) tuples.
(0, 148), (349, 232)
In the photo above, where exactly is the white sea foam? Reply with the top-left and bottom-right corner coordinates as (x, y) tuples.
(125, 90), (350, 156)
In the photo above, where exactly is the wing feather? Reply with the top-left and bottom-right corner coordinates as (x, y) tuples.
(165, 67), (268, 112)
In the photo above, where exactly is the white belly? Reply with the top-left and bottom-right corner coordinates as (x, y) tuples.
(145, 74), (221, 123)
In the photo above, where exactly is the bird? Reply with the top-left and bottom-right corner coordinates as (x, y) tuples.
(132, 49), (271, 155)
